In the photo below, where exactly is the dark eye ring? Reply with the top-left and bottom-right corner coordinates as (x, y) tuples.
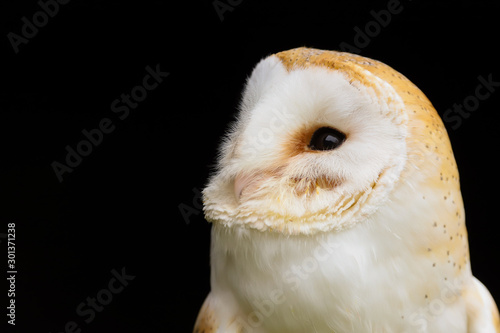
(308, 127), (346, 151)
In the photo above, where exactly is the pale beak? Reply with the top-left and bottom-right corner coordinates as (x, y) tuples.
(233, 173), (255, 200)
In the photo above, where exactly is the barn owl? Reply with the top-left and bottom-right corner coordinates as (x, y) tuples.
(194, 47), (499, 333)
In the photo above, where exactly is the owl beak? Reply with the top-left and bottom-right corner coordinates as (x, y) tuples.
(233, 173), (255, 200)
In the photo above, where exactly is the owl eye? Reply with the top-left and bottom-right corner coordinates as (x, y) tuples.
(308, 127), (346, 151)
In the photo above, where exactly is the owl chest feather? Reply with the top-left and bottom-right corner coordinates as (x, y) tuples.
(210, 184), (471, 332)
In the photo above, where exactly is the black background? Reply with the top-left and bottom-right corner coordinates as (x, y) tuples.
(1, 0), (499, 332)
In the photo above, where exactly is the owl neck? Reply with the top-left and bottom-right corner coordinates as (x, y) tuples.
(208, 178), (472, 331)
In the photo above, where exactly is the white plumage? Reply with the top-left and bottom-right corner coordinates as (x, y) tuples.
(194, 48), (499, 333)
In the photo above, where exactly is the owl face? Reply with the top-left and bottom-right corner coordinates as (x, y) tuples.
(203, 54), (409, 234)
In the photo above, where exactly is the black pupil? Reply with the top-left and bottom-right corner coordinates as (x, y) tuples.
(309, 127), (346, 151)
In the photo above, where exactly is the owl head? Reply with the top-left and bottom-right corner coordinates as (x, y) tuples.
(203, 47), (459, 235)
